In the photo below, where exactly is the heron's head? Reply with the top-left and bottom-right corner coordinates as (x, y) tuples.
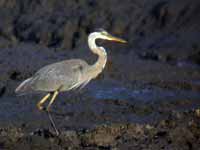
(93, 28), (127, 43)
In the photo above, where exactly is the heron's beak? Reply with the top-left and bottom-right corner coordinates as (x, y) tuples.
(107, 34), (127, 43)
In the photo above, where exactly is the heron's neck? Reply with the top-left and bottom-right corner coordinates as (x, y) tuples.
(88, 33), (107, 78)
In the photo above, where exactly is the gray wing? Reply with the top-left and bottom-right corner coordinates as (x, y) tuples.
(30, 59), (89, 92)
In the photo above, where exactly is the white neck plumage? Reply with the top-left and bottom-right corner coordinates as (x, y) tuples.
(88, 32), (107, 72)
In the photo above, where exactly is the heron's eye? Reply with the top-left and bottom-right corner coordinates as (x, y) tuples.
(101, 31), (108, 35)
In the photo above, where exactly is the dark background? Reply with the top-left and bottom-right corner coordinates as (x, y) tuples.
(0, 0), (200, 149)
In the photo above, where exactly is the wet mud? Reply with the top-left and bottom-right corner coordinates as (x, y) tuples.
(0, 0), (200, 149)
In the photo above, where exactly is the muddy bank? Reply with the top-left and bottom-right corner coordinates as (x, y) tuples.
(1, 110), (200, 150)
(0, 0), (199, 52)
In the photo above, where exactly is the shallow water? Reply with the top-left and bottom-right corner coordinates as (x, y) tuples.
(1, 78), (199, 129)
(88, 80), (200, 103)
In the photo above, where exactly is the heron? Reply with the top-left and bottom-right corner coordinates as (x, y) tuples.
(15, 29), (127, 134)
(15, 29), (126, 110)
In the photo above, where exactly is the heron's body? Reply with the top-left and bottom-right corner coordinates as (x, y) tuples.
(15, 29), (126, 111)
(17, 59), (90, 93)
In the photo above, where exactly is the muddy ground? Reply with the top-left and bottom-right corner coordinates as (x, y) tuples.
(0, 0), (200, 149)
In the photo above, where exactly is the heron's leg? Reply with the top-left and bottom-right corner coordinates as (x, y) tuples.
(47, 111), (59, 136)
(47, 90), (59, 111)
(37, 93), (51, 110)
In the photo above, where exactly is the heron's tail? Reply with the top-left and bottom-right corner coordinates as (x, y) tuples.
(15, 78), (33, 95)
